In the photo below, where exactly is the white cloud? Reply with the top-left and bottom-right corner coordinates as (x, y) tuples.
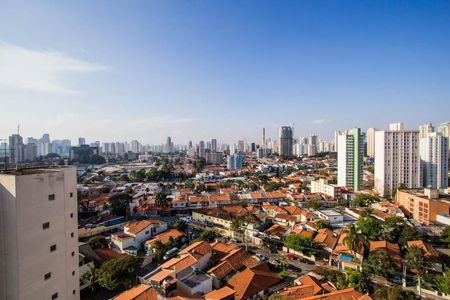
(0, 42), (109, 94)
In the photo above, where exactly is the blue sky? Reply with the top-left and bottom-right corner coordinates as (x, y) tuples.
(1, 1), (449, 144)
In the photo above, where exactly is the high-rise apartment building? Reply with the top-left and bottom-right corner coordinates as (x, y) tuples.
(78, 137), (86, 146)
(227, 154), (242, 170)
(9, 134), (24, 164)
(419, 123), (434, 138)
(420, 132), (448, 191)
(131, 140), (141, 153)
(211, 139), (217, 152)
(374, 123), (422, 197)
(366, 128), (378, 158)
(279, 126), (293, 158)
(438, 122), (450, 151)
(337, 128), (364, 191)
(0, 167), (79, 300)
(307, 133), (318, 157)
(198, 141), (206, 158)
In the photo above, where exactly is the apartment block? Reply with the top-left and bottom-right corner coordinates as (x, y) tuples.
(396, 189), (450, 225)
(374, 124), (422, 197)
(0, 167), (79, 300)
(337, 128), (364, 191)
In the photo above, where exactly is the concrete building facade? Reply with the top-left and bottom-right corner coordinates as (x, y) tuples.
(0, 167), (80, 300)
(420, 132), (449, 191)
(337, 128), (364, 191)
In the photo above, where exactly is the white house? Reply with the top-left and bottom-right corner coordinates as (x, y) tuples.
(317, 209), (344, 225)
(111, 219), (167, 255)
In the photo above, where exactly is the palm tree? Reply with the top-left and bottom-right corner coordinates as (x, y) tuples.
(405, 245), (429, 297)
(343, 224), (365, 258)
(155, 192), (170, 208)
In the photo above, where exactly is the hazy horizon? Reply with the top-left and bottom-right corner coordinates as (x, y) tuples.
(1, 1), (449, 144)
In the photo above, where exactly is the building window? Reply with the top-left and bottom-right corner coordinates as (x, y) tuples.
(71, 251), (75, 256)
(72, 290), (76, 295)
(44, 272), (51, 280)
(70, 192), (74, 198)
(70, 213), (74, 218)
(50, 245), (56, 252)
(43, 222), (50, 229)
(48, 194), (55, 201)
(71, 232), (74, 238)
(51, 292), (58, 299)
(145, 230), (149, 235)
(72, 270), (75, 276)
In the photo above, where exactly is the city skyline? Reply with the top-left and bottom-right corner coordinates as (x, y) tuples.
(1, 1), (450, 143)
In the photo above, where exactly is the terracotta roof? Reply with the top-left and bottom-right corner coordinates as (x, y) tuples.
(204, 286), (235, 300)
(314, 228), (337, 250)
(301, 288), (365, 300)
(125, 219), (165, 235)
(210, 241), (239, 257)
(149, 269), (173, 282)
(275, 213), (297, 222)
(227, 263), (283, 300)
(94, 248), (128, 262)
(277, 285), (315, 298)
(208, 248), (259, 279)
(112, 284), (158, 300)
(291, 228), (314, 239)
(145, 229), (185, 246)
(407, 240), (442, 263)
(298, 274), (323, 295)
(209, 194), (231, 202)
(265, 224), (289, 237)
(369, 240), (402, 267)
(179, 240), (212, 258)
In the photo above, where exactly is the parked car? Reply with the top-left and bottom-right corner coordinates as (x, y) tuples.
(163, 247), (179, 261)
(287, 265), (302, 273)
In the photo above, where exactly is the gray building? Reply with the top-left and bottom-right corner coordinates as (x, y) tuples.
(279, 126), (293, 158)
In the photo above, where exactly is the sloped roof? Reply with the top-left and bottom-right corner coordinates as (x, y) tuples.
(227, 263), (282, 300)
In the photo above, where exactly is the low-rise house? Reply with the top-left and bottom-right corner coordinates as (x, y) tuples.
(111, 219), (168, 255)
(274, 213), (297, 227)
(111, 284), (158, 300)
(204, 286), (235, 300)
(226, 263), (283, 300)
(284, 205), (315, 222)
(330, 227), (364, 271)
(209, 194), (232, 207)
(407, 240), (443, 273)
(317, 209), (344, 225)
(313, 228), (338, 254)
(145, 229), (185, 254)
(369, 240), (402, 269)
(177, 271), (213, 297)
(310, 179), (342, 199)
(189, 195), (210, 209)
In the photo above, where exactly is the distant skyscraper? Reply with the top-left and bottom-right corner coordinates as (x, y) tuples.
(438, 122), (450, 151)
(375, 123), (421, 197)
(262, 128), (266, 149)
(279, 126), (293, 158)
(0, 167), (79, 300)
(211, 139), (217, 152)
(338, 128), (364, 191)
(366, 128), (378, 158)
(163, 137), (173, 154)
(131, 140), (141, 153)
(78, 137), (86, 146)
(419, 123), (434, 138)
(9, 134), (24, 164)
(307, 133), (318, 156)
(237, 140), (245, 153)
(198, 141), (206, 158)
(420, 132), (448, 191)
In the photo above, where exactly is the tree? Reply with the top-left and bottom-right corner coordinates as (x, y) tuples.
(81, 264), (97, 291)
(284, 234), (317, 256)
(89, 154), (106, 165)
(375, 285), (416, 300)
(356, 217), (381, 242)
(195, 158), (206, 172)
(352, 194), (379, 207)
(119, 174), (130, 182)
(436, 269), (450, 295)
(231, 213), (259, 250)
(95, 256), (141, 290)
(364, 250), (395, 277)
(108, 193), (132, 216)
(88, 236), (108, 249)
(380, 216), (406, 243)
(152, 240), (167, 261)
(442, 226), (450, 247)
(405, 245), (429, 294)
(264, 182), (282, 192)
(199, 229), (219, 242)
(173, 219), (187, 231)
(398, 226), (421, 246)
(155, 191), (170, 209)
(306, 199), (321, 210)
(343, 224), (366, 257)
(346, 268), (372, 294)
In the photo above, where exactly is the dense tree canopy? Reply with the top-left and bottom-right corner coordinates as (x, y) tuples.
(364, 250), (395, 277)
(352, 194), (379, 207)
(356, 217), (381, 242)
(95, 256), (141, 290)
(108, 193), (132, 216)
(284, 234), (317, 256)
(199, 229), (219, 242)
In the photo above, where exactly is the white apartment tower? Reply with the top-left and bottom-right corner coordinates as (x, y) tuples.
(366, 128), (378, 157)
(419, 123), (434, 138)
(0, 167), (80, 300)
(374, 123), (422, 197)
(420, 132), (449, 191)
(337, 128), (364, 191)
